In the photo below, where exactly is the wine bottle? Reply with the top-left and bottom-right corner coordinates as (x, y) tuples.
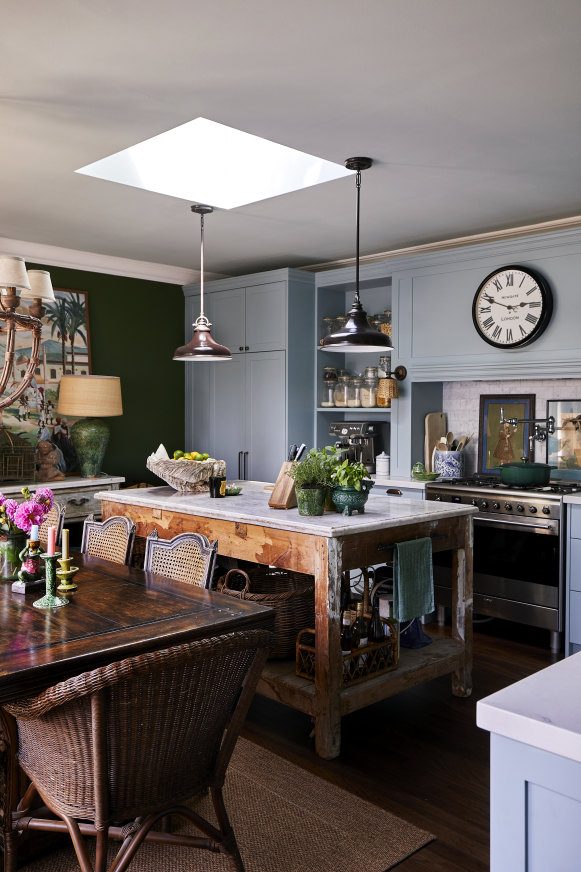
(353, 602), (368, 648)
(340, 612), (353, 655)
(369, 602), (385, 643)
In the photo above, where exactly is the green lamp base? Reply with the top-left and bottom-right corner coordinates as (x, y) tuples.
(70, 417), (110, 477)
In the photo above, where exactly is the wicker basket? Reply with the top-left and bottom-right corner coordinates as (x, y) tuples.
(146, 457), (226, 494)
(218, 567), (315, 659)
(296, 617), (399, 687)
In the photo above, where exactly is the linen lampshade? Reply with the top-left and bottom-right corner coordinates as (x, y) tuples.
(58, 376), (123, 417)
(57, 376), (123, 477)
(0, 256), (31, 291)
(21, 270), (56, 302)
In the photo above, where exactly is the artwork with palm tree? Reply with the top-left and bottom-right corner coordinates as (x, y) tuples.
(0, 289), (91, 463)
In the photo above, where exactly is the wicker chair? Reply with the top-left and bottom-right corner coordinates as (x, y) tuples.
(81, 514), (136, 566)
(5, 629), (271, 872)
(144, 529), (218, 588)
(38, 501), (66, 550)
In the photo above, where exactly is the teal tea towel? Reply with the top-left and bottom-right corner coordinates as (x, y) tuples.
(393, 537), (434, 622)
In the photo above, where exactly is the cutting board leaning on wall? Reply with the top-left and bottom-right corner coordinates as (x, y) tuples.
(424, 412), (447, 472)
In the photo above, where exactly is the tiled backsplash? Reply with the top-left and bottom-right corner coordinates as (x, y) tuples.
(442, 378), (581, 476)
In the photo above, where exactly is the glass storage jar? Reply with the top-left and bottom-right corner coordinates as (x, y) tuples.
(323, 365), (338, 382)
(347, 377), (362, 408)
(378, 355), (391, 378)
(364, 366), (378, 380)
(334, 375), (349, 407)
(379, 311), (392, 340)
(361, 377), (378, 408)
(320, 316), (335, 344)
(321, 378), (335, 407)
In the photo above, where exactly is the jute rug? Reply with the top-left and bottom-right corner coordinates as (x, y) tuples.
(21, 738), (434, 872)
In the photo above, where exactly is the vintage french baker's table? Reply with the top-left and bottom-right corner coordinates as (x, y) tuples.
(98, 482), (476, 760)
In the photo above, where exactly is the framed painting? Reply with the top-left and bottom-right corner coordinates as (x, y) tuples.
(478, 394), (535, 474)
(0, 288), (91, 470)
(546, 399), (581, 479)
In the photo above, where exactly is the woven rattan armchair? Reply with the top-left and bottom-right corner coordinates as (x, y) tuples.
(81, 513), (136, 566)
(144, 529), (218, 588)
(6, 629), (272, 872)
(38, 501), (65, 550)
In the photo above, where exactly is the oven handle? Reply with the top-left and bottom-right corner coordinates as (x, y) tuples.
(475, 516), (557, 534)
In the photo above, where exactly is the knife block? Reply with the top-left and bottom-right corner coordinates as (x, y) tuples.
(268, 461), (297, 509)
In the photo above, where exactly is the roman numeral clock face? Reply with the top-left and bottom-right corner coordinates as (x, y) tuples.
(472, 265), (553, 349)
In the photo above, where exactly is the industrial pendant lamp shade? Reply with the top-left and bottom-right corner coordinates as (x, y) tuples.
(321, 158), (394, 353)
(173, 205), (231, 362)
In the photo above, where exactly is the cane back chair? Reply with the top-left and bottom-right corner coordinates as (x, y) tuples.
(5, 629), (272, 872)
(38, 501), (66, 551)
(144, 529), (218, 588)
(81, 513), (136, 566)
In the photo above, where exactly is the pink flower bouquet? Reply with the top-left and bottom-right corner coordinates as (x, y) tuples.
(0, 486), (54, 536)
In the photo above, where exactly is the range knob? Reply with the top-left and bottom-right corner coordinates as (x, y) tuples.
(529, 506), (538, 514)
(479, 499), (488, 510)
(434, 496), (442, 501)
(492, 502), (500, 510)
(471, 498), (479, 506)
(516, 504), (525, 512)
(542, 506), (551, 515)
(504, 502), (513, 511)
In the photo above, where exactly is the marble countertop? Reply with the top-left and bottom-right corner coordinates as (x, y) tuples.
(1, 475), (124, 493)
(371, 474), (431, 490)
(95, 480), (475, 538)
(477, 652), (581, 763)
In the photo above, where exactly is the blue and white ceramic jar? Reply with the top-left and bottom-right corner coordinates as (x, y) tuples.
(434, 450), (465, 479)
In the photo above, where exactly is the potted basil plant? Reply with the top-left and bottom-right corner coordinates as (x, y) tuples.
(330, 458), (374, 516)
(286, 449), (333, 516)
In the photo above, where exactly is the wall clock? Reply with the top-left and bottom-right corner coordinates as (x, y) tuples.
(472, 264), (553, 349)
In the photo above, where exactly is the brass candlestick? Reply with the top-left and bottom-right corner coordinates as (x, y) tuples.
(56, 556), (79, 592)
(33, 553), (68, 609)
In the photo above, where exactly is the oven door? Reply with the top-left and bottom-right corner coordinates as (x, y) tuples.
(433, 514), (562, 630)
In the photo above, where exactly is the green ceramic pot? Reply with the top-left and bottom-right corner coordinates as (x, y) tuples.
(331, 480), (374, 516)
(0, 533), (27, 581)
(71, 417), (110, 477)
(296, 485), (326, 517)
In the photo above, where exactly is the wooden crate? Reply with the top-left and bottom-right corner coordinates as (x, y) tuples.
(296, 618), (399, 687)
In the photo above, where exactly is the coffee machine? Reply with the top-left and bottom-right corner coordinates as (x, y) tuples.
(328, 421), (379, 474)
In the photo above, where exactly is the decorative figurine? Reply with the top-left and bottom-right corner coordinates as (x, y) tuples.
(11, 525), (45, 595)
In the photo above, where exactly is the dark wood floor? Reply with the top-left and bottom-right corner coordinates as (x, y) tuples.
(243, 619), (558, 872)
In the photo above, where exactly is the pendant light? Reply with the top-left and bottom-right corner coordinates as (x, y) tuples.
(173, 205), (232, 361)
(321, 158), (394, 353)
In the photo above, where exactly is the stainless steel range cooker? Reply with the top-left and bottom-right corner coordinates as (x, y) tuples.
(425, 475), (581, 652)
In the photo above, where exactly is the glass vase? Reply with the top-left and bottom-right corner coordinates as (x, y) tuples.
(0, 533), (27, 581)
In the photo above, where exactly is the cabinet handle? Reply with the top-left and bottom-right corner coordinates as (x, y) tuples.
(245, 346), (249, 351)
(238, 451), (243, 479)
(243, 451), (248, 480)
(68, 497), (90, 506)
(239, 346), (244, 351)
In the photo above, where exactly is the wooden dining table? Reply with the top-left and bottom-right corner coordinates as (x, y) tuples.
(0, 552), (273, 872)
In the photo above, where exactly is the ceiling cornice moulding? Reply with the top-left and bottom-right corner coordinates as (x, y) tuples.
(0, 237), (204, 286)
(302, 214), (581, 272)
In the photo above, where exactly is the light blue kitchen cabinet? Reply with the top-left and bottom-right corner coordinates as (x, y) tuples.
(565, 502), (581, 655)
(183, 269), (315, 482)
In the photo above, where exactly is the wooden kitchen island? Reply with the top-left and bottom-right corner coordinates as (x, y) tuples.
(98, 482), (475, 759)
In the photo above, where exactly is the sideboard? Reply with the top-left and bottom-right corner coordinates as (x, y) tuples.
(1, 475), (125, 523)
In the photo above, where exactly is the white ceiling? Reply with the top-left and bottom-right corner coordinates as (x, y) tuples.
(2, 0), (581, 281)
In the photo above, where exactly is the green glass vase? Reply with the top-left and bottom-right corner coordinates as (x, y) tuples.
(0, 533), (27, 581)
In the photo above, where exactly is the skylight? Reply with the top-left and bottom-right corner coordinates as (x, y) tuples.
(76, 118), (353, 209)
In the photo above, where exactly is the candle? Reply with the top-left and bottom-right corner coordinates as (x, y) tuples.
(30, 524), (39, 542)
(62, 528), (69, 561)
(46, 526), (56, 556)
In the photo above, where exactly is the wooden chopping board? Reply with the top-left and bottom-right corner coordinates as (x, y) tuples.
(424, 412), (447, 472)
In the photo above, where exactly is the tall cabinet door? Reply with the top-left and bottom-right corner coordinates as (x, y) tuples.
(245, 351), (286, 482)
(208, 355), (246, 480)
(206, 287), (246, 354)
(245, 282), (286, 352)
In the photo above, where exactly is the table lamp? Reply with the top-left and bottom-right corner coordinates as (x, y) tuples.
(57, 375), (123, 477)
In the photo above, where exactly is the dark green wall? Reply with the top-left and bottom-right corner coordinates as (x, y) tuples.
(32, 263), (185, 486)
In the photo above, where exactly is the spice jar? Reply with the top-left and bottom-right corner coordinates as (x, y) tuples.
(347, 377), (362, 408)
(361, 376), (378, 408)
(334, 375), (349, 407)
